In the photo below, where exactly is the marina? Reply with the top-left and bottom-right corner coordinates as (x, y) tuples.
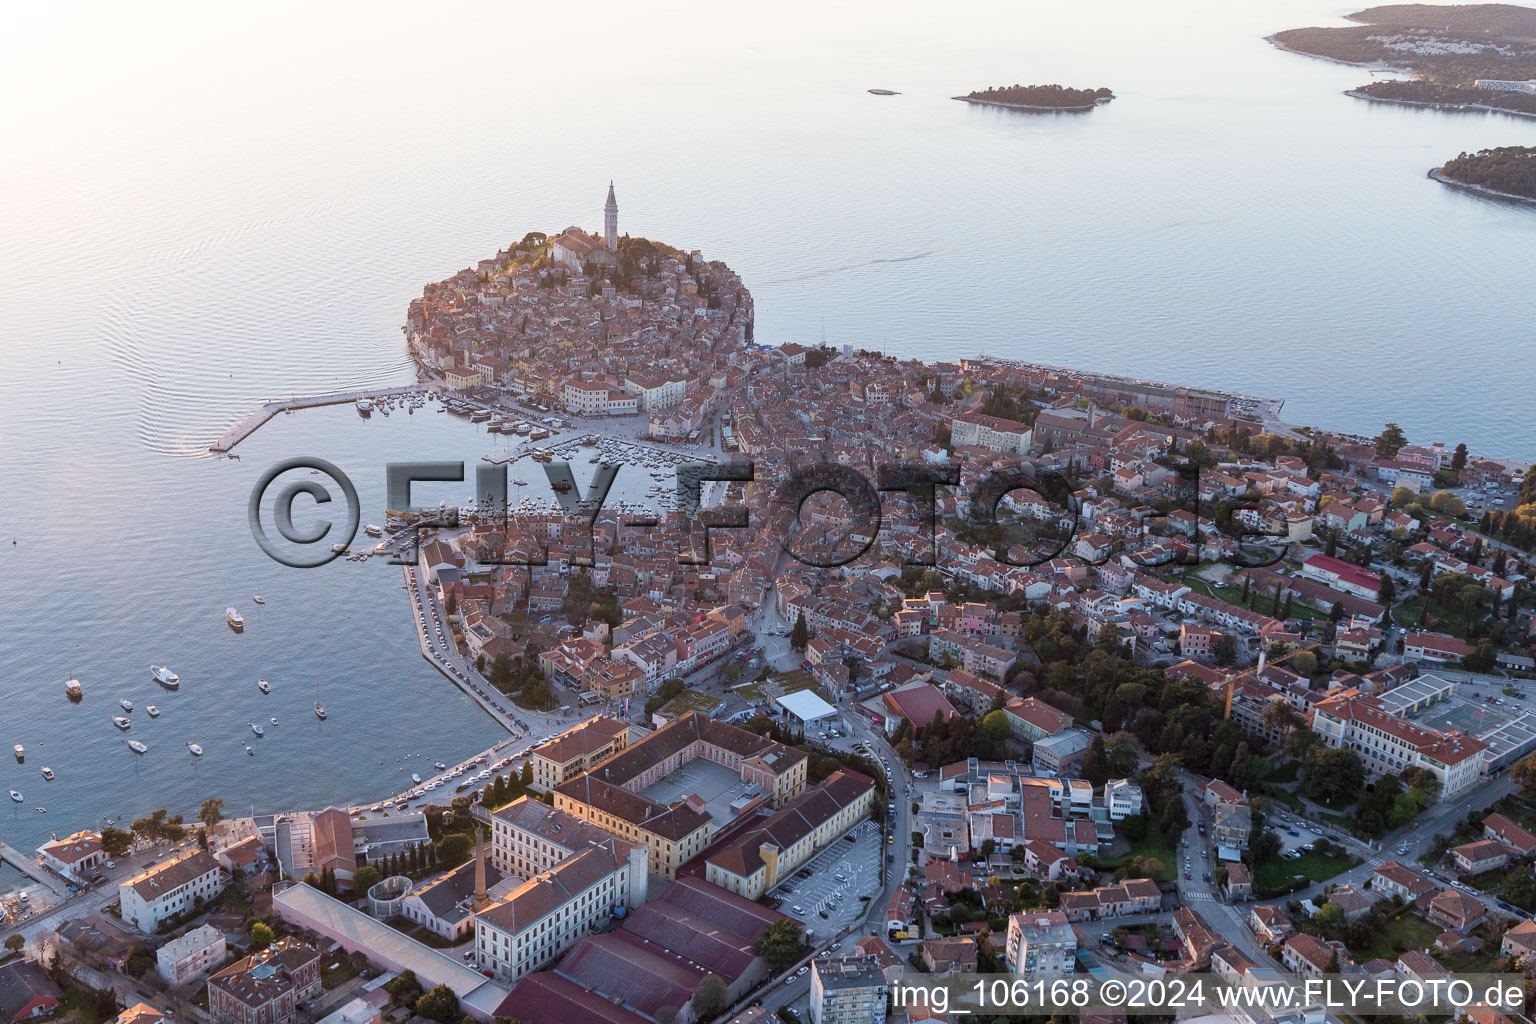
(207, 383), (434, 453)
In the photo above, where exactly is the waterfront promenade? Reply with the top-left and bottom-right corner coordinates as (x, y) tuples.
(0, 838), (67, 897)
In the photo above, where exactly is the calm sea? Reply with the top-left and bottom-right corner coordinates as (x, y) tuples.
(2, 0), (1534, 851)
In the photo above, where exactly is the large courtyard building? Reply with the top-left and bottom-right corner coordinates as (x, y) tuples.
(1310, 679), (1487, 796)
(553, 711), (809, 876)
(527, 716), (632, 789)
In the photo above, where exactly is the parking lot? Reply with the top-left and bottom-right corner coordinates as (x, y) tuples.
(771, 819), (882, 939)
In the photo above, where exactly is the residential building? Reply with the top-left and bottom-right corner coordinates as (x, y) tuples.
(0, 961), (62, 1023)
(36, 830), (106, 882)
(811, 955), (889, 1024)
(156, 924), (227, 985)
(206, 939), (322, 1024)
(1004, 911), (1076, 976)
(119, 850), (225, 933)
(527, 716), (631, 789)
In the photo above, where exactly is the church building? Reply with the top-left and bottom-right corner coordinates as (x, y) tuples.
(551, 183), (619, 271)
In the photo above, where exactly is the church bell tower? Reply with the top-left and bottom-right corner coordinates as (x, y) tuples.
(604, 182), (618, 253)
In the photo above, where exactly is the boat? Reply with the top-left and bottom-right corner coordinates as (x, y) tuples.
(65, 678), (83, 700)
(253, 595), (265, 604)
(246, 746), (255, 756)
(227, 607), (245, 630)
(270, 717), (278, 726)
(258, 679), (271, 693)
(433, 761), (447, 770)
(364, 523), (383, 537)
(113, 716), (131, 730)
(40, 767), (53, 781)
(188, 742), (203, 756)
(119, 699), (134, 713)
(356, 398), (373, 415)
(35, 807), (45, 814)
(315, 701), (327, 720)
(250, 722), (264, 737)
(9, 791), (20, 803)
(152, 665), (179, 687)
(532, 450), (553, 462)
(146, 705), (160, 718)
(11, 743), (22, 762)
(126, 740), (148, 754)
(331, 543), (348, 554)
(411, 773), (422, 784)
(551, 480), (573, 492)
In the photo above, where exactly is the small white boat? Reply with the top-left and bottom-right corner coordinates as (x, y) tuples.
(258, 679), (271, 693)
(65, 678), (83, 700)
(315, 701), (327, 720)
(357, 398), (372, 415)
(12, 744), (22, 762)
(146, 705), (160, 718)
(9, 790), (20, 803)
(126, 740), (148, 754)
(40, 767), (54, 781)
(331, 543), (348, 554)
(188, 742), (203, 756)
(250, 722), (264, 737)
(246, 746), (255, 756)
(253, 594), (265, 604)
(433, 761), (447, 770)
(227, 607), (244, 630)
(411, 773), (422, 784)
(113, 716), (131, 730)
(364, 523), (383, 537)
(119, 699), (133, 713)
(152, 665), (179, 689)
(269, 717), (278, 726)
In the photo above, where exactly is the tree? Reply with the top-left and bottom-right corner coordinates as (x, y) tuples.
(100, 826), (133, 858)
(1290, 650), (1318, 677)
(436, 832), (473, 868)
(1375, 423), (1407, 459)
(1378, 573), (1395, 607)
(1429, 491), (1467, 518)
(520, 760), (533, 787)
(416, 985), (462, 1023)
(352, 865), (382, 895)
(1082, 735), (1111, 787)
(250, 922), (275, 950)
(1451, 443), (1468, 472)
(753, 918), (805, 970)
(790, 612), (808, 652)
(1212, 633), (1238, 667)
(4, 934), (23, 955)
(692, 975), (730, 1021)
(198, 798), (225, 829)
(1512, 750), (1536, 799)
(488, 652), (514, 692)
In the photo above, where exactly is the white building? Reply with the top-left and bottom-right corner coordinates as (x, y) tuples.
(1474, 79), (1536, 94)
(37, 830), (107, 882)
(811, 955), (889, 1024)
(490, 796), (630, 879)
(950, 412), (1032, 456)
(623, 373), (688, 411)
(119, 851), (225, 933)
(157, 923), (227, 985)
(1103, 778), (1145, 820)
(473, 839), (647, 984)
(1005, 911), (1076, 976)
(1310, 690), (1486, 797)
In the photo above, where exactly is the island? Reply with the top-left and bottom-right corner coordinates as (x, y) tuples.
(1432, 145), (1536, 201)
(1271, 4), (1536, 119)
(954, 83), (1114, 111)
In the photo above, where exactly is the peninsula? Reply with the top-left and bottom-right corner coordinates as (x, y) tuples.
(1433, 145), (1536, 202)
(954, 82), (1114, 111)
(1271, 4), (1536, 118)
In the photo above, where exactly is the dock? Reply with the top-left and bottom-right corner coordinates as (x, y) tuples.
(208, 383), (436, 453)
(0, 838), (69, 897)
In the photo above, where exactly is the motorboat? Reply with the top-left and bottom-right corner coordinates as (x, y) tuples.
(11, 744), (21, 762)
(356, 398), (373, 415)
(315, 701), (327, 720)
(433, 761), (448, 770)
(227, 607), (245, 630)
(146, 705), (160, 718)
(126, 740), (148, 754)
(152, 665), (179, 687)
(253, 594), (265, 604)
(40, 767), (54, 781)
(331, 543), (348, 554)
(188, 742), (203, 756)
(364, 523), (383, 537)
(246, 745), (255, 755)
(250, 722), (264, 737)
(258, 679), (271, 693)
(411, 773), (422, 784)
(65, 678), (83, 700)
(119, 699), (134, 713)
(9, 791), (20, 803)
(113, 716), (131, 730)
(270, 717), (278, 726)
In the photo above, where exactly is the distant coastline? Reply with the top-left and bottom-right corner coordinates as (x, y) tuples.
(1428, 166), (1536, 205)
(1345, 88), (1536, 120)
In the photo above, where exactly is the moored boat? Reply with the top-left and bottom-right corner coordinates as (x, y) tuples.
(356, 398), (373, 415)
(227, 607), (245, 630)
(152, 665), (179, 687)
(65, 678), (83, 700)
(113, 716), (131, 730)
(127, 739), (148, 754)
(146, 705), (160, 717)
(9, 790), (20, 803)
(119, 699), (133, 713)
(250, 722), (264, 737)
(258, 679), (271, 693)
(12, 744), (22, 762)
(364, 523), (383, 537)
(411, 773), (422, 784)
(40, 767), (54, 781)
(188, 742), (203, 756)
(253, 594), (265, 604)
(315, 701), (327, 720)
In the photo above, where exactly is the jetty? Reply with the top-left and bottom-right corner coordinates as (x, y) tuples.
(0, 838), (69, 897)
(208, 384), (435, 453)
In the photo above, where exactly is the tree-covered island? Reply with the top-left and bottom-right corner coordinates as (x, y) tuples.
(955, 83), (1114, 111)
(1433, 145), (1536, 201)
